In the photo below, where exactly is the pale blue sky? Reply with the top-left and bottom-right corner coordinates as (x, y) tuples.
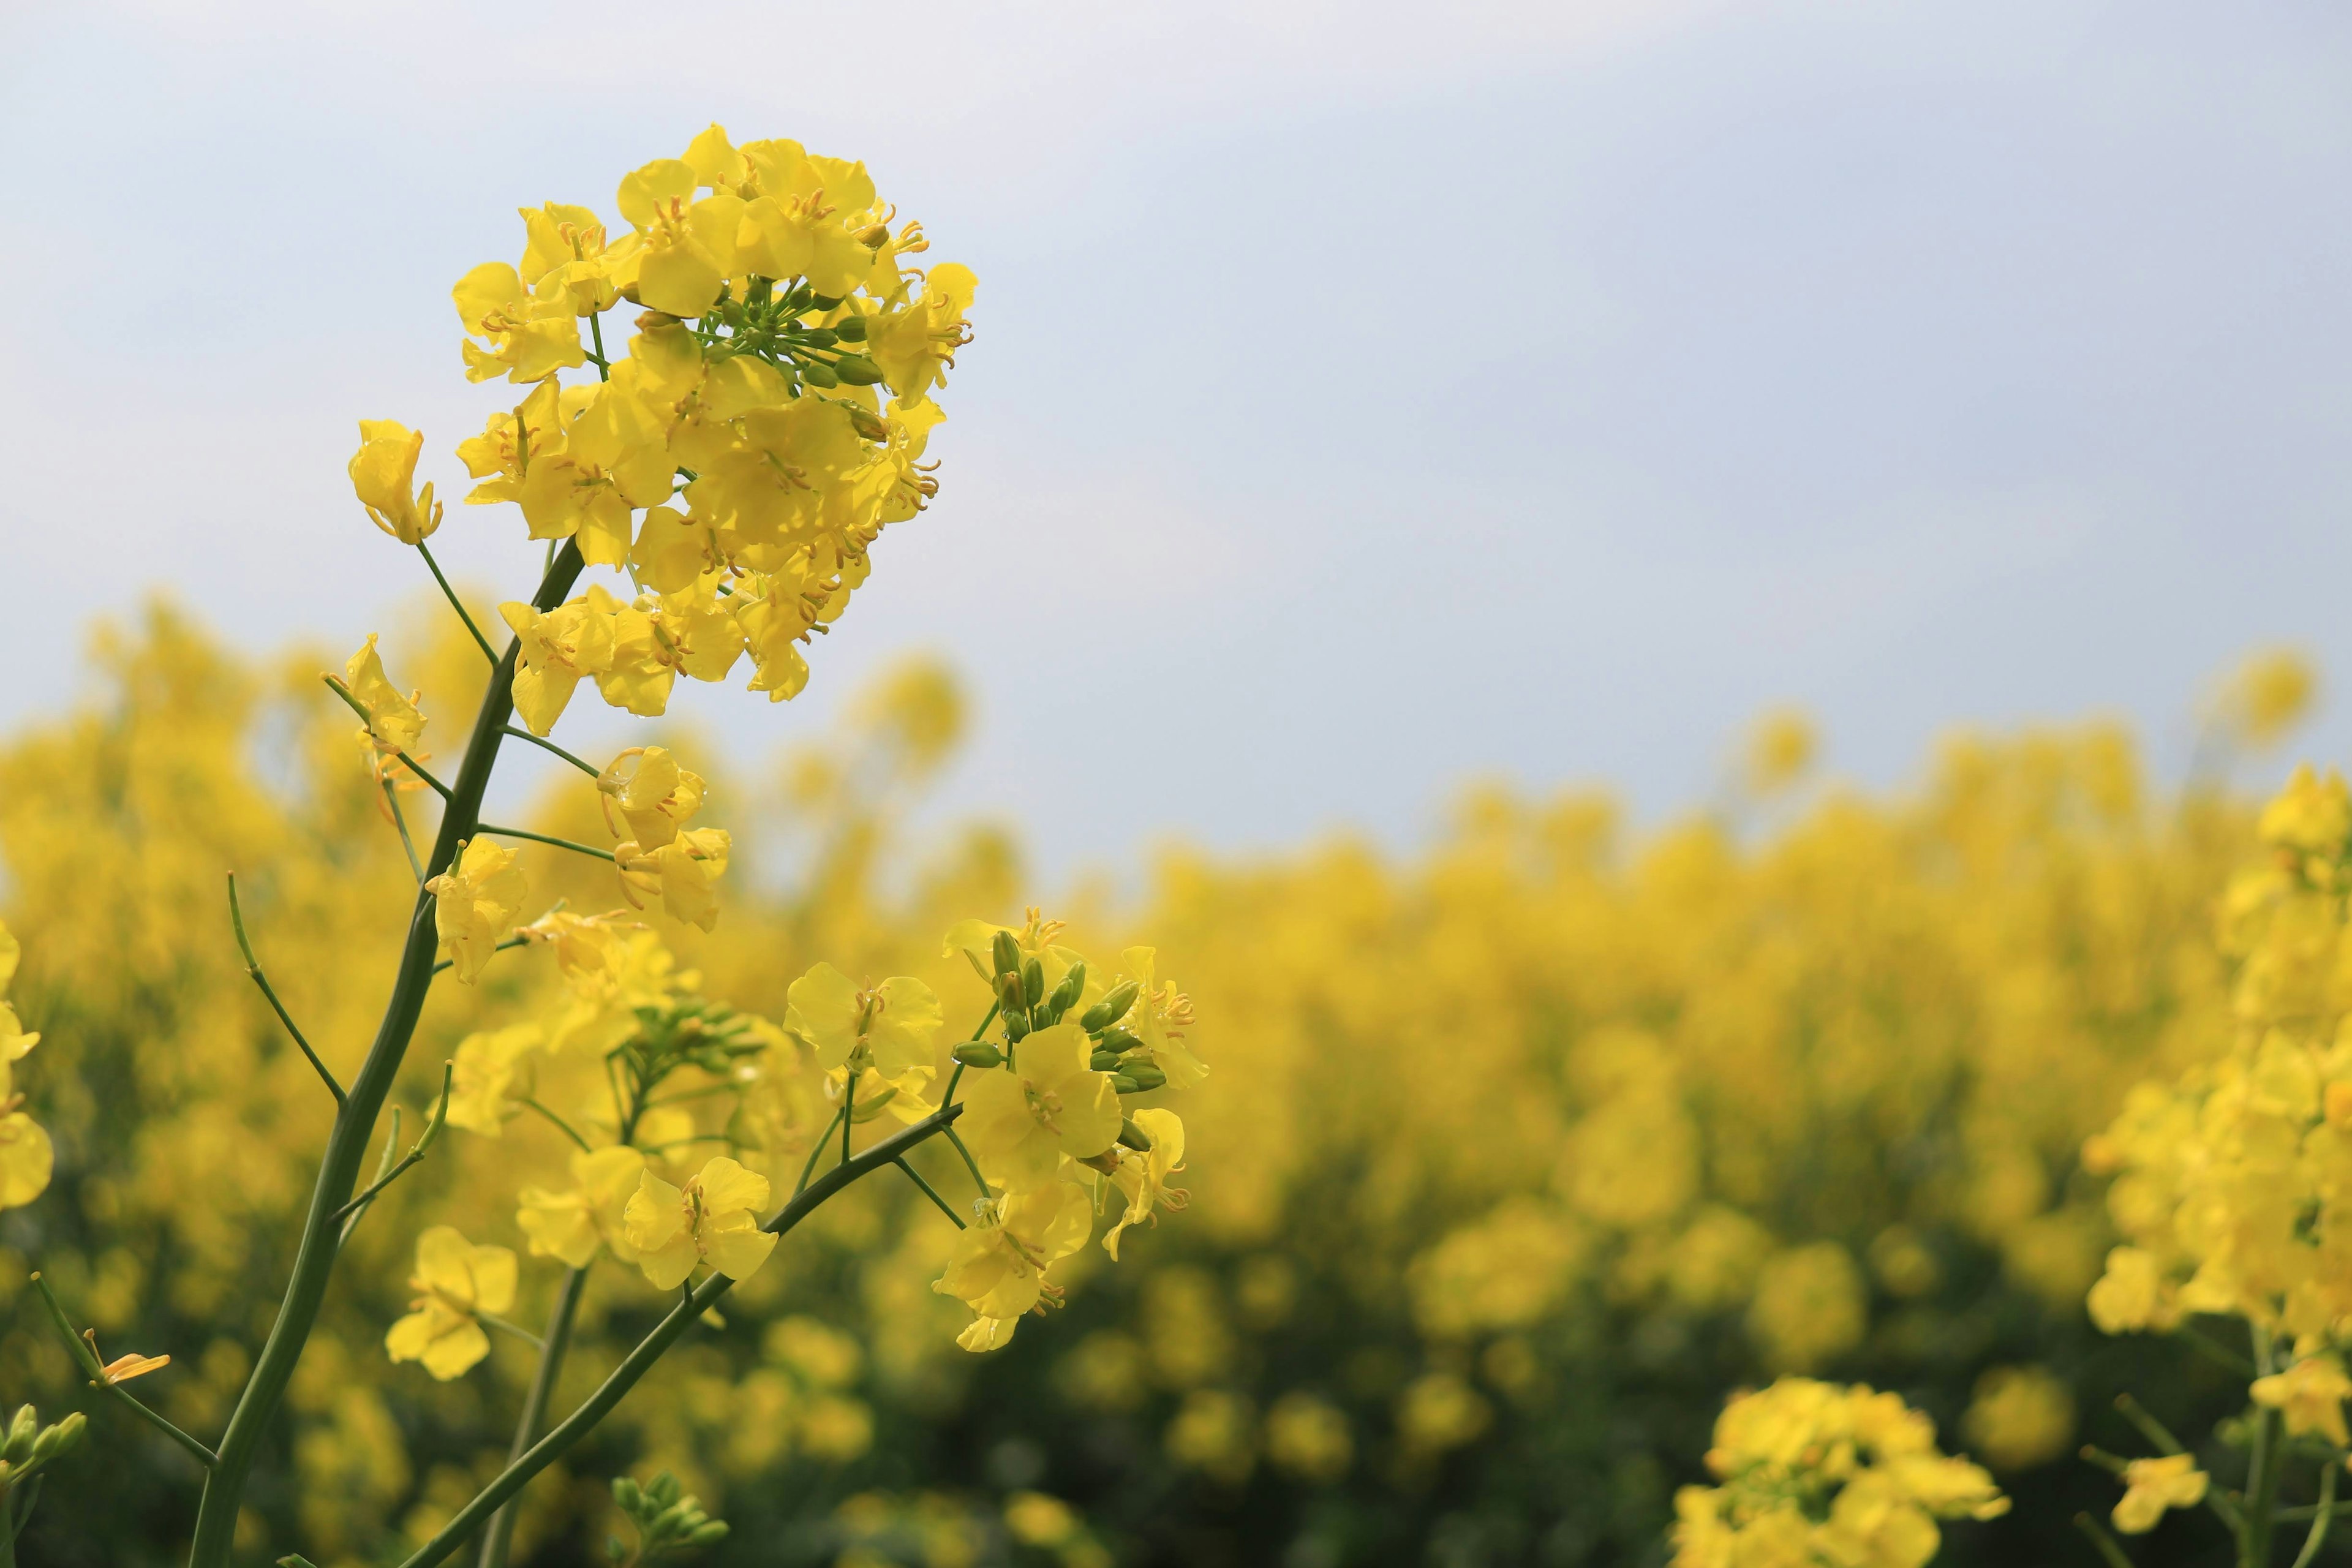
(3, 1), (2348, 876)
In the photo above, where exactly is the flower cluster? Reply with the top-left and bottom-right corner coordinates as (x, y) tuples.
(0, 921), (51, 1212)
(1671, 1379), (2005, 1568)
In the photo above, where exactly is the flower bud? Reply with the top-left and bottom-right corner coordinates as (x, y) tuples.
(952, 1042), (1004, 1069)
(612, 1477), (644, 1512)
(4, 1406), (36, 1464)
(1109, 1073), (1140, 1093)
(1118, 1117), (1155, 1152)
(992, 930), (1022, 978)
(1005, 1012), (1030, 1044)
(801, 359), (840, 388)
(833, 354), (885, 386)
(31, 1412), (83, 1463)
(808, 293), (843, 311)
(688, 1521), (733, 1545)
(1081, 981), (1140, 1033)
(834, 315), (869, 342)
(1090, 1050), (1122, 1072)
(1022, 958), (1044, 1008)
(801, 328), (839, 348)
(1046, 962), (1087, 1019)
(1099, 1027), (1144, 1055)
(1123, 1063), (1167, 1092)
(995, 971), (1027, 1012)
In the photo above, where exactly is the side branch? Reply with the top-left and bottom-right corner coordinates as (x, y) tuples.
(225, 873), (344, 1105)
(322, 676), (454, 801)
(499, 726), (600, 778)
(416, 542), (500, 666)
(29, 1273), (217, 1468)
(394, 1105), (965, 1568)
(476, 824), (616, 863)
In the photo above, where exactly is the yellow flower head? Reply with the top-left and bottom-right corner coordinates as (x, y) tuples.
(623, 1155), (777, 1290)
(960, 1022), (1121, 1194)
(384, 1226), (517, 1381)
(518, 1145), (647, 1268)
(2113, 1453), (2207, 1534)
(1116, 948), (1206, 1091)
(2252, 1355), (2352, 1446)
(445, 1022), (540, 1136)
(784, 963), (943, 1079)
(499, 598), (617, 737)
(1102, 1107), (1188, 1261)
(425, 838), (529, 985)
(933, 1178), (1092, 1351)
(348, 420), (442, 545)
(341, 635), (426, 757)
(518, 908), (647, 1000)
(615, 828), (731, 933)
(597, 747), (705, 850)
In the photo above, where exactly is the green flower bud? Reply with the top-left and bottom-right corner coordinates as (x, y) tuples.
(1090, 1050), (1121, 1072)
(833, 354), (885, 386)
(1047, 962), (1087, 1015)
(992, 930), (1022, 977)
(807, 293), (843, 311)
(800, 358), (840, 388)
(1005, 1012), (1030, 1045)
(4, 1405), (36, 1464)
(1081, 981), (1140, 1033)
(688, 1520), (733, 1545)
(1099, 1027), (1145, 1055)
(801, 327), (839, 348)
(1022, 957), (1044, 1008)
(612, 1477), (644, 1512)
(1110, 1073), (1140, 1093)
(952, 1042), (1005, 1069)
(834, 314), (869, 342)
(1118, 1117), (1155, 1152)
(31, 1412), (83, 1463)
(1123, 1062), (1167, 1092)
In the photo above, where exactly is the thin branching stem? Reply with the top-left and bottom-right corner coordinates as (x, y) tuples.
(225, 874), (344, 1105)
(383, 780), (426, 885)
(521, 1097), (592, 1152)
(499, 726), (600, 778)
(943, 1125), (991, 1199)
(477, 1314), (545, 1352)
(2072, 1513), (2134, 1568)
(328, 1063), (454, 1226)
(322, 676), (454, 799)
(29, 1273), (217, 1468)
(2291, 1461), (2338, 1568)
(476, 824), (616, 862)
(895, 1157), (966, 1227)
(795, 1105), (848, 1197)
(415, 542), (499, 666)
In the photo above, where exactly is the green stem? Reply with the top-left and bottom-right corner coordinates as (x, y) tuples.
(393, 1106), (962, 1568)
(475, 1268), (589, 1568)
(225, 873), (344, 1105)
(322, 676), (453, 800)
(417, 541), (500, 666)
(327, 1063), (454, 1226)
(840, 1070), (856, 1167)
(2249, 1330), (2285, 1568)
(476, 1314), (545, 1351)
(185, 541), (585, 1568)
(522, 1097), (592, 1153)
(385, 780), (426, 885)
(2291, 1460), (2337, 1568)
(794, 1105), (848, 1197)
(943, 1125), (990, 1199)
(2073, 1513), (2135, 1568)
(895, 1158), (965, 1227)
(476, 824), (616, 862)
(29, 1272), (217, 1469)
(500, 726), (601, 778)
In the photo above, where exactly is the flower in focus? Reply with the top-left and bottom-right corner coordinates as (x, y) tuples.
(2113, 1453), (2207, 1534)
(615, 828), (731, 932)
(1114, 948), (1205, 1090)
(784, 963), (943, 1078)
(518, 1145), (647, 1268)
(425, 838), (529, 984)
(934, 1180), (1092, 1351)
(342, 635), (426, 758)
(597, 747), (705, 849)
(349, 420), (442, 545)
(1102, 1107), (1188, 1261)
(500, 599), (617, 737)
(624, 1156), (777, 1289)
(384, 1226), (518, 1381)
(960, 1022), (1120, 1194)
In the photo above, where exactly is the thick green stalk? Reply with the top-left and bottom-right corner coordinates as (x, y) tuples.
(396, 1106), (962, 1568)
(476, 1267), (590, 1568)
(186, 542), (584, 1568)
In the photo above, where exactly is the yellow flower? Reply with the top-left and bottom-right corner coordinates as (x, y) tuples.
(383, 1226), (517, 1381)
(783, 963), (943, 1079)
(518, 908), (645, 998)
(960, 1022), (1121, 1194)
(868, 262), (976, 405)
(933, 1180), (1092, 1350)
(518, 1145), (647, 1268)
(609, 157), (738, 318)
(445, 1022), (540, 1136)
(1116, 947), (1205, 1090)
(451, 260), (586, 384)
(2113, 1453), (2207, 1534)
(597, 747), (705, 850)
(92, 1342), (172, 1387)
(615, 827), (731, 933)
(1102, 1107), (1188, 1261)
(424, 839), (529, 985)
(499, 598), (617, 737)
(341, 635), (425, 757)
(348, 420), (442, 545)
(0, 1106), (52, 1211)
(623, 1155), (777, 1290)
(2252, 1355), (2352, 1445)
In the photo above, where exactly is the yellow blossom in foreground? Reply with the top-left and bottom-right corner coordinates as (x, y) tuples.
(2251, 1355), (2352, 1446)
(615, 827), (731, 932)
(1102, 1107), (1188, 1261)
(784, 963), (943, 1079)
(624, 1156), (777, 1290)
(1115, 947), (1205, 1090)
(518, 1145), (647, 1268)
(425, 838), (529, 984)
(500, 599), (616, 737)
(348, 420), (442, 545)
(384, 1227), (517, 1381)
(2113, 1454), (2207, 1534)
(934, 1180), (1092, 1351)
(597, 747), (705, 849)
(341, 635), (426, 756)
(960, 1023), (1120, 1194)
